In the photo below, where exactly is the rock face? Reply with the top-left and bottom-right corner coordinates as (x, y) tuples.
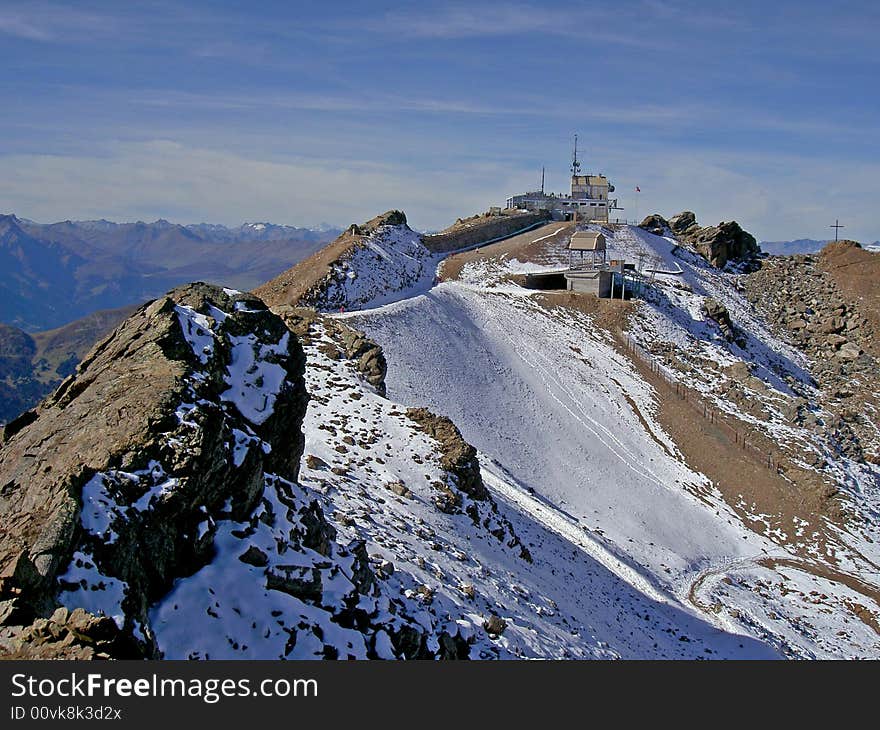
(0, 283), (309, 656)
(642, 211), (759, 269)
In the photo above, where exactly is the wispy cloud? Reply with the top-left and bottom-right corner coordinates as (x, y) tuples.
(0, 11), (53, 40)
(0, 2), (117, 42)
(0, 140), (521, 230)
(343, 2), (673, 49)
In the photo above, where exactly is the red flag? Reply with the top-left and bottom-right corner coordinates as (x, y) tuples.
(635, 186), (641, 192)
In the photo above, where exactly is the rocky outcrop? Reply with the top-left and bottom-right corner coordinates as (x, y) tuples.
(406, 407), (532, 563)
(703, 298), (746, 348)
(0, 606), (133, 659)
(270, 306), (387, 396)
(351, 209), (408, 234)
(406, 408), (488, 501)
(669, 212), (759, 269)
(638, 214), (670, 236)
(641, 211), (759, 269)
(0, 283), (309, 657)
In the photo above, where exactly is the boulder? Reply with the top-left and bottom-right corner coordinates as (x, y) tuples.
(668, 211), (699, 236)
(638, 214), (669, 235)
(837, 343), (861, 361)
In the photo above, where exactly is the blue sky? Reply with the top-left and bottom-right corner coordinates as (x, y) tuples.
(1, 0), (878, 241)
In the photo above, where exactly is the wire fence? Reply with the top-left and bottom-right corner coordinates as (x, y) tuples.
(618, 331), (789, 475)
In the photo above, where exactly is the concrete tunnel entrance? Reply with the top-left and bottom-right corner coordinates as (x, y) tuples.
(522, 271), (568, 290)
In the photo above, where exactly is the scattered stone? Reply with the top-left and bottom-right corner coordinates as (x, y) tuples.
(483, 614), (507, 636)
(305, 454), (329, 470)
(239, 546), (269, 568)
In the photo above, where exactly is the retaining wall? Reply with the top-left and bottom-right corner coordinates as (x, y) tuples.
(421, 212), (549, 254)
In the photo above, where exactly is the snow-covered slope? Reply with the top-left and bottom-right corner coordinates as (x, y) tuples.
(10, 223), (876, 660)
(346, 224), (880, 659)
(152, 313), (779, 659)
(301, 224), (442, 312)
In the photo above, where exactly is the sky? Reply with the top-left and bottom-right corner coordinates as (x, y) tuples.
(0, 0), (878, 241)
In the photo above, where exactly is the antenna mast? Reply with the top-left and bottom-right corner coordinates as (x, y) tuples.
(541, 166), (545, 194)
(571, 134), (581, 176)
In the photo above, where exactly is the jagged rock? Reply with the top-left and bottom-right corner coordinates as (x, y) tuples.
(406, 408), (488, 501)
(361, 210), (407, 230)
(265, 565), (323, 602)
(0, 606), (140, 660)
(668, 211), (699, 237)
(384, 481), (411, 498)
(305, 454), (329, 470)
(0, 283), (309, 657)
(837, 343), (861, 361)
(824, 334), (848, 349)
(703, 298), (745, 346)
(239, 546), (269, 567)
(483, 614), (507, 636)
(638, 214), (669, 235)
(668, 212), (759, 268)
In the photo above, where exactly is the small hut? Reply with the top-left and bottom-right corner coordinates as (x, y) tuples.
(568, 230), (607, 269)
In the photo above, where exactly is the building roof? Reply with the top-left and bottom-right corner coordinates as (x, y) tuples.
(569, 230), (606, 251)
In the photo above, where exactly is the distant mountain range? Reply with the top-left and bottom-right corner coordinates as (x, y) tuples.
(0, 303), (138, 423)
(0, 214), (341, 332)
(761, 238), (880, 256)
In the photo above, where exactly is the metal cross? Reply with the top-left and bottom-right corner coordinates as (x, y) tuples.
(830, 219), (845, 241)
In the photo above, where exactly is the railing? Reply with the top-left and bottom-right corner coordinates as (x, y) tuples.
(618, 331), (790, 475)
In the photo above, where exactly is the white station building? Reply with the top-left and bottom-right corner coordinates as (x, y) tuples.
(505, 138), (620, 223)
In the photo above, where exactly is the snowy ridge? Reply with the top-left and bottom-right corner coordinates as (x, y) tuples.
(302, 224), (441, 312)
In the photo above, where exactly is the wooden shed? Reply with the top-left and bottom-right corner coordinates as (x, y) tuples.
(568, 230), (607, 268)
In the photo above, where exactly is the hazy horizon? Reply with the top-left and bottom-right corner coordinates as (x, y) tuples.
(2, 0), (878, 241)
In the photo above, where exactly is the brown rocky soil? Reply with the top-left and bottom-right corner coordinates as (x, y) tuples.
(817, 240), (880, 357)
(743, 244), (879, 463)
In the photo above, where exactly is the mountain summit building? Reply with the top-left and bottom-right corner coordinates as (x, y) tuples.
(505, 137), (620, 223)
